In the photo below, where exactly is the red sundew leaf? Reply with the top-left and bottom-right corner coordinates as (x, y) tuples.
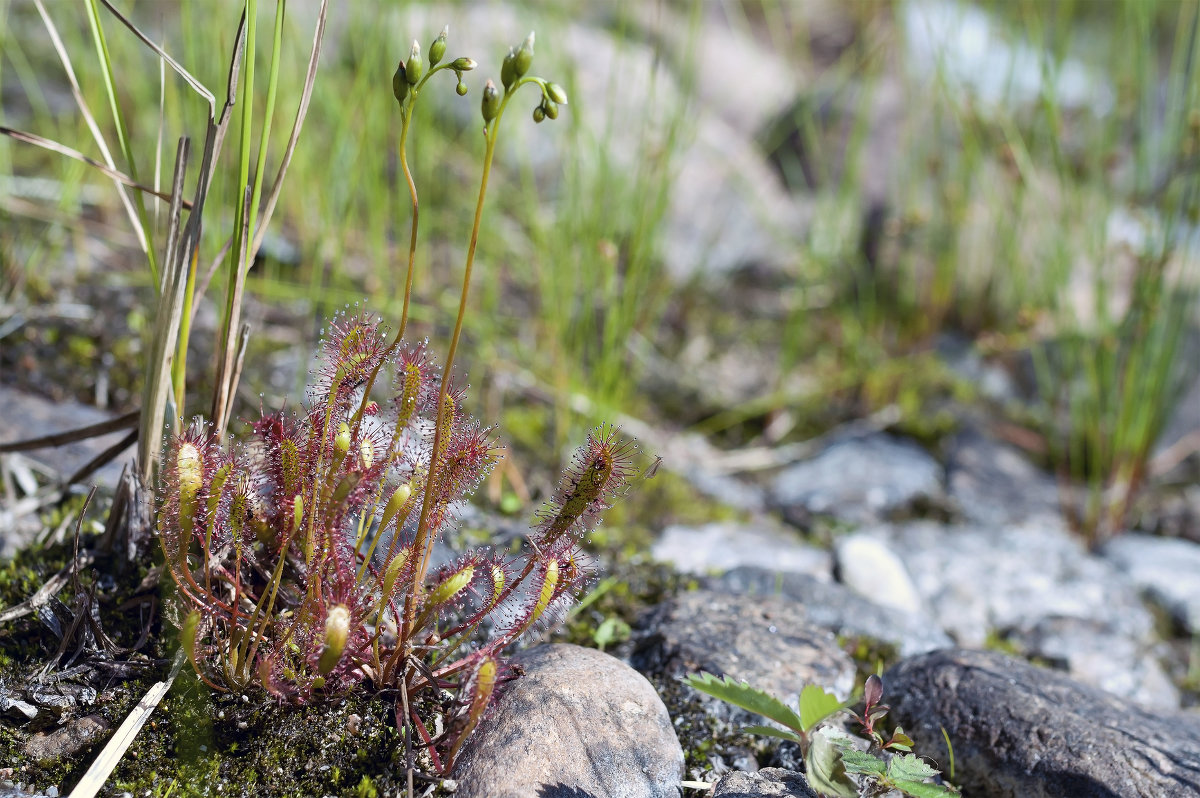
(308, 311), (391, 404)
(391, 342), (437, 429)
(432, 421), (501, 507)
(533, 425), (637, 547)
(439, 551), (514, 638)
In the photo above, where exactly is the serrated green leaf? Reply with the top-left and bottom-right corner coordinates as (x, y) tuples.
(837, 747), (888, 776)
(740, 725), (804, 744)
(799, 683), (845, 732)
(804, 731), (859, 798)
(892, 779), (959, 798)
(888, 754), (939, 782)
(681, 672), (804, 733)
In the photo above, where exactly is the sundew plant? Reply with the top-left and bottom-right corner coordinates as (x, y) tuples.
(155, 25), (636, 775)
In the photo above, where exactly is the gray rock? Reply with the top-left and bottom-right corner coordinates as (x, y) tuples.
(944, 426), (1061, 527)
(664, 110), (809, 280)
(653, 522), (831, 579)
(884, 648), (1200, 798)
(1104, 533), (1200, 634)
(632, 590), (857, 722)
(635, 4), (804, 141)
(881, 520), (1174, 707)
(772, 434), (943, 525)
(712, 768), (819, 798)
(1006, 616), (1179, 710)
(23, 714), (110, 765)
(452, 644), (683, 798)
(711, 567), (953, 658)
(885, 519), (1147, 639)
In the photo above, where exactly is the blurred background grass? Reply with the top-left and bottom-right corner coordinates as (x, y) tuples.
(1, 0), (1198, 543)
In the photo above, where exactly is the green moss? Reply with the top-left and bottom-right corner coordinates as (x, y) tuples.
(92, 677), (409, 797)
(559, 559), (685, 650)
(982, 628), (1023, 658)
(838, 635), (902, 689)
(649, 672), (761, 781)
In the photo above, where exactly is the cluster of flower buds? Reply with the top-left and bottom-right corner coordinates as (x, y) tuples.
(475, 31), (569, 127)
(392, 25), (477, 108)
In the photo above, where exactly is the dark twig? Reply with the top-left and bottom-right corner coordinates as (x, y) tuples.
(63, 429), (137, 488)
(0, 409), (138, 453)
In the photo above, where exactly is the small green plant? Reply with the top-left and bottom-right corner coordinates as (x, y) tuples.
(682, 672), (957, 798)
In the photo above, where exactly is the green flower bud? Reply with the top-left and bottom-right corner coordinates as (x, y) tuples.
(406, 40), (424, 85)
(429, 25), (448, 67)
(545, 82), (569, 106)
(501, 47), (517, 90)
(450, 57), (477, 72)
(318, 604), (351, 675)
(542, 100), (558, 120)
(481, 79), (501, 122)
(456, 81), (468, 96)
(532, 105), (545, 123)
(392, 62), (408, 104)
(514, 32), (534, 78)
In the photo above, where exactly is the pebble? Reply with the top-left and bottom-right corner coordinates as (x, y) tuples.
(452, 644), (683, 798)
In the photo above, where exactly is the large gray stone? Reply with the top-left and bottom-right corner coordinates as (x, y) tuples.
(887, 520), (1154, 645)
(652, 521), (831, 579)
(632, 590), (857, 725)
(944, 426), (1061, 527)
(772, 434), (943, 525)
(881, 520), (1177, 708)
(711, 567), (953, 658)
(712, 768), (818, 798)
(452, 644), (683, 798)
(884, 648), (1200, 798)
(1103, 533), (1200, 635)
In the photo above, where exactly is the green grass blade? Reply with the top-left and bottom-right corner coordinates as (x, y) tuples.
(83, 0), (158, 288)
